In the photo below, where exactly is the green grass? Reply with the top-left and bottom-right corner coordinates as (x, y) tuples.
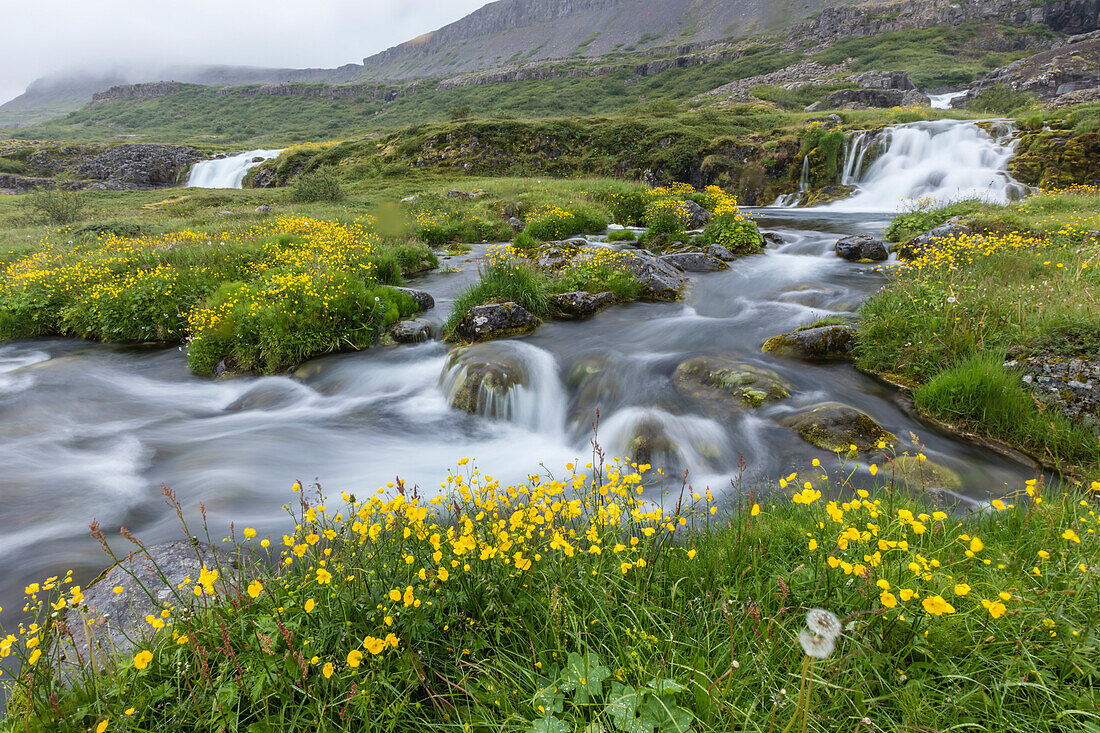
(857, 188), (1100, 476)
(2, 452), (1098, 732)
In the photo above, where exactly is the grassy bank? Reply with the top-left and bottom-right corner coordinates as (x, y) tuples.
(2, 452), (1097, 732)
(857, 187), (1100, 477)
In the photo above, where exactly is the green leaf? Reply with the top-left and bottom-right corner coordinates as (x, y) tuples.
(560, 651), (611, 705)
(534, 682), (566, 715)
(640, 695), (693, 733)
(604, 682), (651, 733)
(526, 716), (570, 733)
(646, 680), (685, 696)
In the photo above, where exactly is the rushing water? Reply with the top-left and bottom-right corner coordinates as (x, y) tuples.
(186, 149), (283, 189)
(0, 120), (1043, 626)
(928, 91), (968, 110)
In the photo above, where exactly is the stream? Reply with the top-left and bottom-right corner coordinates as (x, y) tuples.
(0, 120), (1041, 625)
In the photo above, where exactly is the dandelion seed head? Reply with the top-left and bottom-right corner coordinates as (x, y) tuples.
(805, 608), (841, 639)
(798, 628), (836, 659)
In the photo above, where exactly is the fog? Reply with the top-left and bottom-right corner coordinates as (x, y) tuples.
(0, 0), (489, 104)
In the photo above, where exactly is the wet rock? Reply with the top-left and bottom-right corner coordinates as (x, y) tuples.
(453, 303), (541, 342)
(660, 251), (729, 272)
(762, 231), (784, 246)
(551, 291), (618, 319)
(802, 185), (855, 207)
(682, 200), (713, 230)
(835, 233), (889, 262)
(389, 319), (434, 344)
(534, 241), (587, 272)
(444, 346), (526, 414)
(705, 244), (736, 261)
(618, 251), (687, 300)
(763, 325), (855, 361)
(781, 403), (896, 453)
(625, 417), (680, 466)
(391, 286), (434, 312)
(57, 541), (225, 666)
(896, 216), (972, 260)
(888, 455), (963, 490)
(1008, 356), (1100, 433)
(673, 357), (791, 409)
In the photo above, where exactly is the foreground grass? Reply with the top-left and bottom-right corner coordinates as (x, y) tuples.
(858, 187), (1100, 476)
(2, 452), (1098, 732)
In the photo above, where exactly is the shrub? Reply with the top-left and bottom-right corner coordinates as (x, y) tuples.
(26, 183), (88, 224)
(290, 168), (345, 203)
(413, 208), (511, 245)
(524, 205), (608, 241)
(512, 230), (537, 251)
(970, 83), (1035, 115)
(643, 197), (690, 236)
(588, 183), (649, 226)
(556, 248), (642, 302)
(701, 214), (764, 254)
(444, 245), (553, 337)
(390, 242), (439, 274)
(449, 104), (473, 121)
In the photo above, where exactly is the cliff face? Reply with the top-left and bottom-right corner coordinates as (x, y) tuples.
(359, 0), (838, 80)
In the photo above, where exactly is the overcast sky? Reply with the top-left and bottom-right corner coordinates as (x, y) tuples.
(0, 0), (489, 104)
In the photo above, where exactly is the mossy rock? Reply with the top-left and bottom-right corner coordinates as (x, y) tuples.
(626, 418), (680, 466)
(763, 325), (854, 361)
(781, 402), (895, 453)
(444, 347), (526, 414)
(887, 455), (963, 491)
(672, 356), (791, 409)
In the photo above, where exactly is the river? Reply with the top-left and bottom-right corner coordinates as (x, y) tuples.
(0, 120), (1040, 625)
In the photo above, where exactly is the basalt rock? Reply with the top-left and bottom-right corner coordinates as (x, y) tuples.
(389, 318), (434, 344)
(551, 291), (618, 319)
(835, 233), (889, 262)
(705, 244), (737, 261)
(660, 251), (728, 272)
(682, 200), (713, 230)
(827, 88), (907, 109)
(453, 303), (540, 342)
(896, 216), (972, 260)
(781, 403), (896, 453)
(391, 286), (435, 312)
(673, 356), (791, 410)
(618, 251), (687, 300)
(1008, 356), (1100, 433)
(762, 325), (855, 361)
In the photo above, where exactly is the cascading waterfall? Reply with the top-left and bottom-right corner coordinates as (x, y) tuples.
(825, 119), (1031, 212)
(840, 130), (878, 186)
(440, 341), (567, 436)
(600, 407), (728, 476)
(186, 149), (283, 189)
(774, 156), (811, 207)
(928, 91), (968, 110)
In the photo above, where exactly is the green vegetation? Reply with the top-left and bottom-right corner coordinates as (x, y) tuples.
(289, 168), (346, 203)
(857, 187), (1100, 475)
(3, 452), (1098, 732)
(884, 199), (986, 242)
(970, 83), (1036, 115)
(25, 182), (88, 224)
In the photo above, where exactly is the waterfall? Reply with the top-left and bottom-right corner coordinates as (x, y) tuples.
(600, 407), (727, 475)
(440, 341), (567, 436)
(840, 130), (877, 186)
(928, 91), (968, 110)
(186, 149), (283, 189)
(825, 119), (1031, 212)
(774, 156), (811, 207)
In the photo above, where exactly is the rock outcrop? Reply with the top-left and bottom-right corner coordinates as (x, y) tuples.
(25, 144), (204, 189)
(619, 251), (688, 300)
(452, 303), (541, 342)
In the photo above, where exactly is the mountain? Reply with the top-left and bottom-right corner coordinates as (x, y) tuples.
(0, 63), (363, 128)
(358, 0), (842, 80)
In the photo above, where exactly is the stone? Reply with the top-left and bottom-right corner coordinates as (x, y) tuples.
(624, 417), (680, 466)
(551, 291), (618, 319)
(508, 216), (526, 232)
(1007, 356), (1100, 433)
(762, 231), (784, 246)
(827, 88), (907, 109)
(888, 456), (963, 490)
(896, 216), (972, 260)
(825, 114), (843, 128)
(452, 303), (541, 342)
(672, 356), (791, 409)
(762, 325), (856, 361)
(56, 541), (226, 666)
(400, 195), (420, 203)
(255, 204), (272, 213)
(849, 70), (918, 91)
(618, 251), (688, 300)
(391, 286), (435, 312)
(835, 233), (889, 262)
(682, 200), (713, 230)
(389, 319), (434, 344)
(226, 382), (305, 412)
(660, 251), (728, 272)
(901, 89), (932, 107)
(781, 403), (896, 453)
(705, 244), (736, 260)
(444, 345), (527, 414)
(803, 101), (825, 112)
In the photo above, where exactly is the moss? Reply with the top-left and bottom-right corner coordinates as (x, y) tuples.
(1010, 131), (1100, 189)
(762, 325), (854, 361)
(672, 357), (790, 409)
(782, 403), (896, 453)
(888, 456), (963, 490)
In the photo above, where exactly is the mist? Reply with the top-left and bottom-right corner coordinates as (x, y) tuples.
(1, 0), (489, 104)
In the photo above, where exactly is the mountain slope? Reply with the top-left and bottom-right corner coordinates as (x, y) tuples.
(359, 0), (839, 80)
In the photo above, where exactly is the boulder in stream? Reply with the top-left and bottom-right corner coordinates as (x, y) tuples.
(781, 402), (896, 453)
(443, 345), (526, 414)
(452, 303), (541, 342)
(618, 251), (687, 300)
(888, 455), (963, 491)
(389, 318), (434, 344)
(391, 286), (435, 312)
(673, 356), (791, 409)
(763, 324), (855, 361)
(835, 234), (889, 262)
(660, 251), (729, 272)
(552, 291), (618, 319)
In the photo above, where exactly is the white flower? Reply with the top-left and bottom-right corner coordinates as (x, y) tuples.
(805, 608), (841, 639)
(798, 628), (836, 659)
(947, 296), (956, 303)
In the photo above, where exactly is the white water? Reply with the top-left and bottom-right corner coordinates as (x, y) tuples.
(440, 341), (567, 437)
(774, 157), (810, 207)
(826, 119), (1030, 212)
(186, 149), (283, 189)
(928, 91), (968, 110)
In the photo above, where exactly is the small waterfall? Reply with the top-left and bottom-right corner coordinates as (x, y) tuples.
(826, 119), (1031, 212)
(774, 156), (811, 207)
(840, 130), (878, 186)
(600, 407), (727, 475)
(440, 341), (566, 436)
(187, 149), (283, 189)
(928, 91), (968, 110)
